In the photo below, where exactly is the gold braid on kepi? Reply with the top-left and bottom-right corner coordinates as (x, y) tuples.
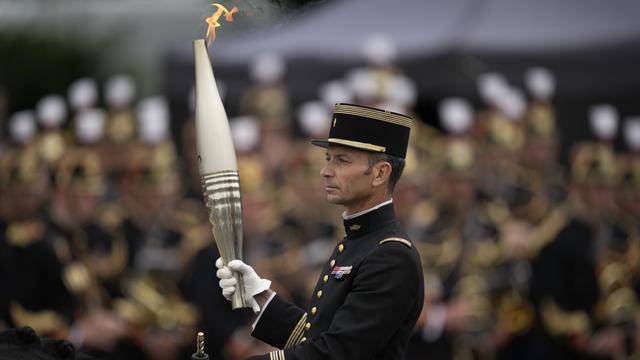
(616, 154), (640, 190)
(55, 150), (105, 195)
(438, 138), (475, 178)
(525, 102), (556, 139)
(570, 143), (617, 185)
(486, 112), (524, 152)
(311, 103), (413, 159)
(0, 147), (42, 189)
(124, 142), (178, 186)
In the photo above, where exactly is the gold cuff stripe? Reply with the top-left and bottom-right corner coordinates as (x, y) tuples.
(269, 350), (285, 360)
(284, 313), (307, 349)
(284, 314), (305, 348)
(334, 104), (413, 128)
(327, 138), (386, 152)
(379, 237), (412, 248)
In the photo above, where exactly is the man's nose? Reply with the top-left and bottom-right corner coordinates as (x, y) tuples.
(320, 163), (332, 178)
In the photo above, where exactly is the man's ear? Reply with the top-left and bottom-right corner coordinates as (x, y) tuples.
(371, 161), (392, 188)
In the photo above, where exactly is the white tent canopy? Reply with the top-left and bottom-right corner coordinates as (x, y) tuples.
(200, 0), (640, 63)
(166, 0), (640, 163)
(168, 0), (640, 104)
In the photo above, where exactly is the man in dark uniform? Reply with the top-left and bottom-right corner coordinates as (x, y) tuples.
(0, 147), (77, 336)
(530, 143), (627, 359)
(216, 103), (424, 360)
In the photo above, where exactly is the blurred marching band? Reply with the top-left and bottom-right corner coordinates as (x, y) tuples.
(1, 37), (640, 360)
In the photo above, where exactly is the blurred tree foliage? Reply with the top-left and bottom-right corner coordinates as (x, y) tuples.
(0, 31), (111, 114)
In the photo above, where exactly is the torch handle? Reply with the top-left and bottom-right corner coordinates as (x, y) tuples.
(202, 171), (247, 310)
(231, 272), (246, 310)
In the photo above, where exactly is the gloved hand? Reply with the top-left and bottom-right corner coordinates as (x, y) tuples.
(215, 258), (272, 313)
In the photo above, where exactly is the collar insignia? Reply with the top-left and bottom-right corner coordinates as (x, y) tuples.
(349, 224), (361, 231)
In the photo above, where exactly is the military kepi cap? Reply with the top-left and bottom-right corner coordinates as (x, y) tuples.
(311, 103), (413, 159)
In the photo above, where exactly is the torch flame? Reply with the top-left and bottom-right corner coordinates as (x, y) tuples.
(205, 4), (239, 47)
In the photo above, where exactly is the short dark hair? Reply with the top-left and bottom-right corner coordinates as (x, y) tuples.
(365, 152), (405, 193)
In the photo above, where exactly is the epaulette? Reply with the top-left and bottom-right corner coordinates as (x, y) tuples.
(379, 237), (412, 248)
(540, 298), (592, 338)
(9, 302), (66, 335)
(5, 221), (44, 248)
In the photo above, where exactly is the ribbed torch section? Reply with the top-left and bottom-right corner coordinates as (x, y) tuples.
(201, 171), (245, 309)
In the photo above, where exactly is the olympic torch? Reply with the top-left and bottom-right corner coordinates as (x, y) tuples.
(193, 5), (245, 309)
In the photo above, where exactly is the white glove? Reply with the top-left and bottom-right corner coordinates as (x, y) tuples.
(215, 258), (271, 313)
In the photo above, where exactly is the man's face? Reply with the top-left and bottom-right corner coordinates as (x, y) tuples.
(320, 145), (375, 207)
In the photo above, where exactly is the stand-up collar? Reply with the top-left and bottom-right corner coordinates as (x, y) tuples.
(343, 202), (396, 239)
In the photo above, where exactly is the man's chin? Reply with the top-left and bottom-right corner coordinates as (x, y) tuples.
(325, 194), (343, 205)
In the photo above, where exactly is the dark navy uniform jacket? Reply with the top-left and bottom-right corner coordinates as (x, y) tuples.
(248, 203), (424, 360)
